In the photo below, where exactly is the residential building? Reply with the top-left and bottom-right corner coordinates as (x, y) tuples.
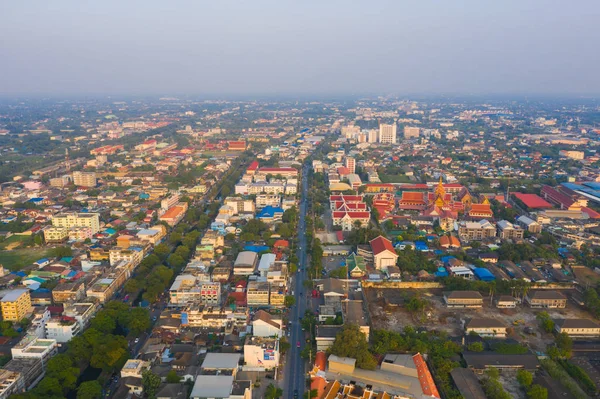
(458, 220), (496, 241)
(1, 289), (32, 321)
(465, 318), (507, 338)
(404, 126), (420, 139)
(496, 296), (518, 309)
(497, 220), (525, 240)
(201, 353), (241, 377)
(247, 281), (270, 307)
(62, 302), (97, 330)
(109, 246), (144, 268)
(1, 359), (44, 391)
(52, 212), (100, 234)
(52, 281), (86, 304)
(43, 227), (68, 243)
(45, 318), (81, 343)
(85, 263), (129, 303)
(525, 291), (567, 309)
(243, 336), (279, 369)
(554, 319), (600, 337)
(11, 338), (58, 367)
(444, 291), (483, 308)
(0, 369), (25, 398)
(516, 215), (542, 233)
(379, 124), (397, 144)
(345, 157), (356, 174)
(252, 310), (283, 338)
(180, 305), (247, 329)
(72, 171), (97, 187)
(159, 202), (188, 227)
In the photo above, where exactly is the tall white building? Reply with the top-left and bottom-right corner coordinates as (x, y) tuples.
(404, 126), (420, 139)
(379, 124), (397, 144)
(368, 129), (379, 143)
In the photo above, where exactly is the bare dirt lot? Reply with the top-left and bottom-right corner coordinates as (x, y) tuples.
(364, 287), (595, 351)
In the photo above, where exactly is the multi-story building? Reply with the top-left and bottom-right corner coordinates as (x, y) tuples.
(247, 281), (270, 307)
(243, 336), (280, 369)
(516, 215), (542, 234)
(497, 220), (525, 240)
(72, 171), (97, 187)
(554, 319), (600, 337)
(49, 175), (72, 188)
(525, 291), (567, 309)
(465, 318), (507, 338)
(1, 290), (32, 322)
(161, 193), (180, 210)
(109, 246), (144, 267)
(0, 369), (25, 398)
(345, 157), (356, 174)
(458, 220), (496, 241)
(52, 281), (86, 304)
(378, 124), (397, 144)
(255, 194), (281, 209)
(85, 264), (129, 303)
(180, 305), (247, 329)
(404, 126), (420, 139)
(63, 303), (97, 330)
(1, 358), (43, 391)
(233, 252), (258, 276)
(51, 212), (100, 234)
(159, 202), (188, 227)
(11, 338), (58, 367)
(443, 291), (483, 308)
(45, 318), (81, 343)
(43, 227), (68, 243)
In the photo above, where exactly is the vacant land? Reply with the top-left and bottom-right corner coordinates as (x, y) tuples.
(379, 174), (412, 183)
(0, 235), (33, 251)
(364, 287), (592, 351)
(0, 247), (51, 271)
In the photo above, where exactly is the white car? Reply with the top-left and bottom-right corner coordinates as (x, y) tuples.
(134, 338), (139, 344)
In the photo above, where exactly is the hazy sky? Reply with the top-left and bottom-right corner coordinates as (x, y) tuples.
(1, 1), (599, 97)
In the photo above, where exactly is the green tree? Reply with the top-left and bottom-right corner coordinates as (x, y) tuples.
(77, 380), (102, 399)
(90, 335), (128, 371)
(36, 377), (64, 397)
(284, 295), (296, 307)
(128, 307), (151, 335)
(279, 338), (291, 355)
(166, 370), (181, 383)
(527, 384), (548, 399)
(142, 370), (162, 399)
(536, 312), (555, 333)
(90, 312), (116, 334)
(467, 342), (484, 352)
(167, 253), (186, 269)
(328, 324), (377, 370)
(153, 243), (170, 260)
(51, 246), (73, 258)
(123, 279), (139, 294)
(555, 332), (573, 358)
(517, 369), (533, 387)
(265, 383), (283, 399)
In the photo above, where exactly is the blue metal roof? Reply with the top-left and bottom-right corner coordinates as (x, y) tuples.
(474, 268), (495, 282)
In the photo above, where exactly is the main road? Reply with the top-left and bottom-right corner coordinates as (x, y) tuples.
(283, 162), (310, 399)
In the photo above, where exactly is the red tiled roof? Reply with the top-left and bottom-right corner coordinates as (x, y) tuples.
(413, 353), (441, 399)
(247, 160), (259, 171)
(274, 239), (289, 248)
(401, 192), (426, 202)
(337, 167), (350, 175)
(513, 192), (553, 209)
(583, 207), (600, 219)
(370, 235), (395, 255)
(315, 351), (327, 371)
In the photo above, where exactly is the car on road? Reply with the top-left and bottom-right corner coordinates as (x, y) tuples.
(296, 341), (300, 348)
(134, 338), (139, 343)
(294, 389), (299, 398)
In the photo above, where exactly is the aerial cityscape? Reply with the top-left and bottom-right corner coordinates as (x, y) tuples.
(1, 2), (600, 399)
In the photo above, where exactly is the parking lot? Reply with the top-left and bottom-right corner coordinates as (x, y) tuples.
(322, 255), (346, 275)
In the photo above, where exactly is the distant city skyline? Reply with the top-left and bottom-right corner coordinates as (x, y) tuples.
(2, 1), (600, 96)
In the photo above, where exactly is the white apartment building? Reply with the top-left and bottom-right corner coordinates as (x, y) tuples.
(11, 338), (58, 367)
(45, 319), (81, 343)
(379, 124), (397, 144)
(72, 171), (97, 187)
(51, 212), (100, 234)
(404, 126), (420, 139)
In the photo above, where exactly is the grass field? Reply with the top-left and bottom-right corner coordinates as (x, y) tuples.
(0, 248), (51, 271)
(379, 174), (412, 183)
(0, 235), (33, 251)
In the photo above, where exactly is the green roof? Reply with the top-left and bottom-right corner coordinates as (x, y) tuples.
(346, 253), (366, 272)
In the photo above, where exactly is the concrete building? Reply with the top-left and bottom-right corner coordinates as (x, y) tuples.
(11, 338), (58, 367)
(252, 310), (283, 338)
(0, 369), (25, 398)
(247, 281), (270, 307)
(516, 215), (542, 234)
(378, 124), (397, 144)
(243, 336), (279, 369)
(52, 280), (86, 303)
(497, 220), (525, 240)
(370, 236), (398, 271)
(404, 126), (420, 139)
(72, 171), (97, 187)
(345, 157), (356, 174)
(525, 291), (567, 309)
(190, 375), (251, 399)
(42, 227), (68, 243)
(51, 212), (100, 234)
(465, 318), (507, 338)
(1, 290), (32, 322)
(458, 220), (497, 241)
(554, 319), (600, 337)
(444, 291), (483, 308)
(233, 252), (258, 276)
(45, 318), (81, 343)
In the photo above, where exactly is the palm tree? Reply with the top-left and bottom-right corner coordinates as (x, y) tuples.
(265, 383), (283, 399)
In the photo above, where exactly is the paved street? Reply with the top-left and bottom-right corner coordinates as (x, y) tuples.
(283, 162), (310, 399)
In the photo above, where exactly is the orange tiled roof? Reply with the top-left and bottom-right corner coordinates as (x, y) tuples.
(413, 353), (441, 399)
